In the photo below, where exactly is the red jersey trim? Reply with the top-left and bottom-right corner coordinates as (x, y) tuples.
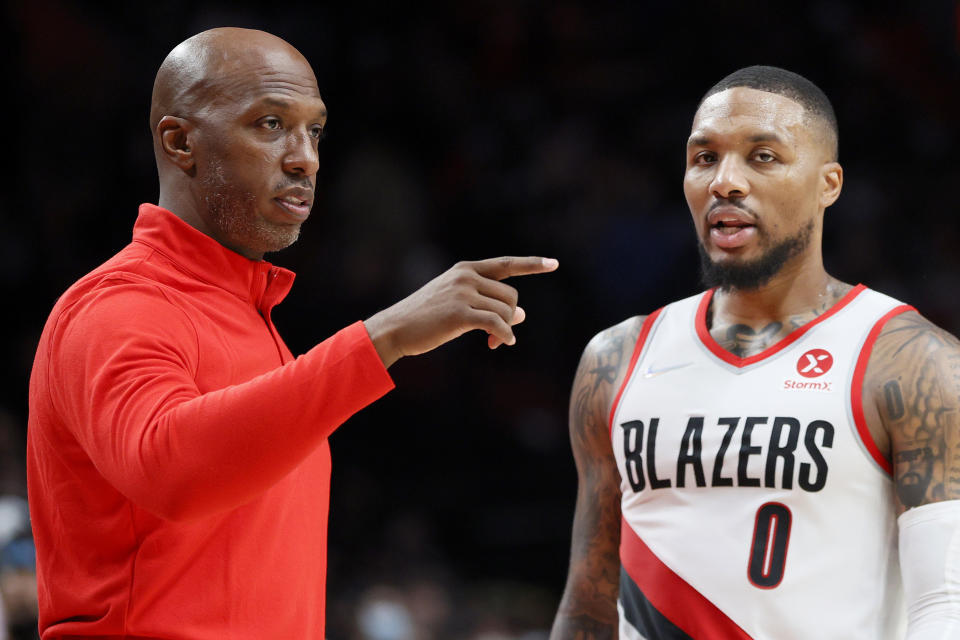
(850, 304), (915, 475)
(620, 519), (754, 639)
(609, 309), (664, 438)
(696, 284), (868, 368)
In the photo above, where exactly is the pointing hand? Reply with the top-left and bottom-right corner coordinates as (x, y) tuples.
(364, 256), (559, 367)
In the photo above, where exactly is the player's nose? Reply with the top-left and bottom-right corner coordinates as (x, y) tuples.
(710, 155), (749, 199)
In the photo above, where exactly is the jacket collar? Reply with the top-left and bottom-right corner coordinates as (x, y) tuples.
(131, 203), (296, 313)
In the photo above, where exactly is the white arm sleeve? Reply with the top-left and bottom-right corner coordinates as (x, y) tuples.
(899, 500), (960, 639)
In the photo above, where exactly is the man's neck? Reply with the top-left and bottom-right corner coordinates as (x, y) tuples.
(158, 192), (209, 237)
(707, 263), (853, 359)
(157, 192), (264, 261)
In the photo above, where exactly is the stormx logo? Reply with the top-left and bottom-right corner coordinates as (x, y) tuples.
(783, 348), (835, 392)
(783, 379), (833, 392)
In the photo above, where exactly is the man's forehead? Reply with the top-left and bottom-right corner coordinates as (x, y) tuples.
(211, 47), (320, 98)
(213, 68), (322, 105)
(690, 87), (806, 141)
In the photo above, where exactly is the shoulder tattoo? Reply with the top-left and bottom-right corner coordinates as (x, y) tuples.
(573, 318), (642, 433)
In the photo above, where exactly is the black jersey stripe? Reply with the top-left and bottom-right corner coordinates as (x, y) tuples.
(620, 566), (694, 640)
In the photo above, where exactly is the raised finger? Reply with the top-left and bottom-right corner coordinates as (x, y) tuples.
(470, 256), (559, 281)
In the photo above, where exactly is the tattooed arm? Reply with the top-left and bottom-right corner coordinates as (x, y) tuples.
(863, 310), (960, 513)
(550, 317), (643, 640)
(863, 310), (960, 636)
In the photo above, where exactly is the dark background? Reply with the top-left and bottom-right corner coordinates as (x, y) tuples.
(3, 1), (960, 637)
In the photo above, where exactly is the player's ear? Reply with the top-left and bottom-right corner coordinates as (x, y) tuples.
(820, 162), (843, 209)
(157, 116), (196, 173)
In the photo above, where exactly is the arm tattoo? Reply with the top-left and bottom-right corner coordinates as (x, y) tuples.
(589, 334), (625, 392)
(867, 312), (960, 512)
(883, 381), (905, 420)
(896, 446), (936, 507)
(552, 319), (640, 640)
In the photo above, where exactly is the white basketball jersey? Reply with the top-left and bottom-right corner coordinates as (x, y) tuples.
(611, 285), (913, 640)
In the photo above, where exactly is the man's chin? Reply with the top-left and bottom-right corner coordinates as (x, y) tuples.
(259, 225), (301, 255)
(700, 260), (777, 292)
(223, 224), (301, 258)
(697, 223), (811, 292)
(703, 247), (755, 267)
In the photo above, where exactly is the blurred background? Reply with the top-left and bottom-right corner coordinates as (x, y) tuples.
(4, 1), (960, 637)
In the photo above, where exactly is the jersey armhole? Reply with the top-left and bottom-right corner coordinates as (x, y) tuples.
(850, 304), (916, 475)
(608, 308), (664, 438)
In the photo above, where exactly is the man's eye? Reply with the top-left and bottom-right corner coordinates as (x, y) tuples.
(262, 118), (282, 130)
(754, 151), (775, 163)
(694, 152), (715, 164)
(310, 126), (325, 140)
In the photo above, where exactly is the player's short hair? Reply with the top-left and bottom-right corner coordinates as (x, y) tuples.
(699, 65), (839, 160)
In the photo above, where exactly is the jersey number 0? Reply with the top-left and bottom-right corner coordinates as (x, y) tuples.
(748, 502), (791, 588)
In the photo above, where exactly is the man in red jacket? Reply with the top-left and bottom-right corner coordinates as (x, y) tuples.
(27, 27), (557, 639)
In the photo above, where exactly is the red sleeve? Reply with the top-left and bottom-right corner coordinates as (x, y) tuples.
(48, 281), (394, 521)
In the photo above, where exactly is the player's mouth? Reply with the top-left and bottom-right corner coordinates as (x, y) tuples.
(708, 207), (757, 249)
(273, 188), (314, 221)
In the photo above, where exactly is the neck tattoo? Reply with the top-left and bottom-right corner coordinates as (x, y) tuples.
(708, 281), (852, 359)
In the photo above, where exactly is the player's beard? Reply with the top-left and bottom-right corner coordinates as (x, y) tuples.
(698, 220), (813, 292)
(200, 160), (301, 256)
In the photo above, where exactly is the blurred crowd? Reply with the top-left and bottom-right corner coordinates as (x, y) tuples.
(0, 496), (35, 640)
(3, 1), (959, 637)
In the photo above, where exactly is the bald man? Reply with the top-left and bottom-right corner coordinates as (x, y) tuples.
(27, 28), (556, 639)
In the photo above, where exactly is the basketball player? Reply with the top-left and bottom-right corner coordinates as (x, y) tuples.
(27, 28), (556, 639)
(550, 66), (960, 639)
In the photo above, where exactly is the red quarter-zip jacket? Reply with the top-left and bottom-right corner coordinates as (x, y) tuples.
(27, 204), (394, 638)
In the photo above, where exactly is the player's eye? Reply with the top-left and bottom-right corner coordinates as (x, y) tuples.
(310, 125), (325, 140)
(261, 117), (282, 130)
(753, 151), (776, 163)
(694, 151), (716, 165)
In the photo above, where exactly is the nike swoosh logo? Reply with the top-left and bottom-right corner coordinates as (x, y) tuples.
(643, 362), (693, 378)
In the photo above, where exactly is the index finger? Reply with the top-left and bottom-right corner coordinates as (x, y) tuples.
(470, 256), (559, 281)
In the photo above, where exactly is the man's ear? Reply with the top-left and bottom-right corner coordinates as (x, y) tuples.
(157, 116), (195, 172)
(820, 161), (843, 209)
